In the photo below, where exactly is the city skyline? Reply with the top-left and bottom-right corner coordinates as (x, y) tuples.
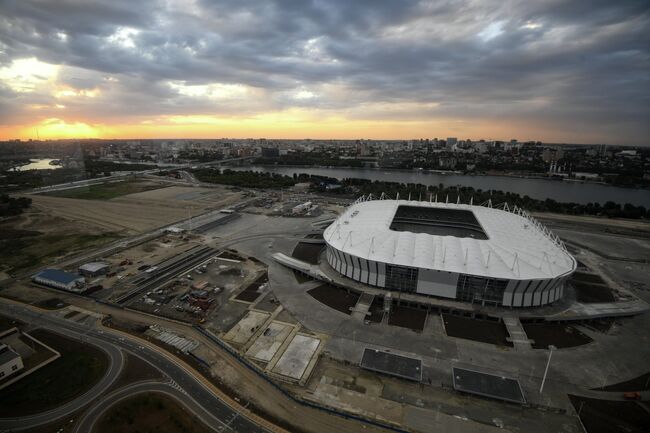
(0, 0), (649, 145)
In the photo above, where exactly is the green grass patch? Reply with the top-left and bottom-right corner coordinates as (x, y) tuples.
(0, 231), (122, 273)
(95, 393), (211, 433)
(42, 180), (166, 200)
(0, 329), (109, 416)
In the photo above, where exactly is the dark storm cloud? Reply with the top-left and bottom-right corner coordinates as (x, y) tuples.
(0, 0), (648, 143)
(0, 0), (155, 36)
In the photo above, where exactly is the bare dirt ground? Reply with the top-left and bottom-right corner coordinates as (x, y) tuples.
(0, 208), (121, 276)
(522, 322), (593, 349)
(442, 314), (512, 347)
(28, 185), (243, 234)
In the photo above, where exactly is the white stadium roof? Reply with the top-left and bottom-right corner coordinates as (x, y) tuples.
(324, 198), (576, 281)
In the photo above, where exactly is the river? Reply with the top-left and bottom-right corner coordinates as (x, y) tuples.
(227, 165), (650, 207)
(14, 159), (63, 171)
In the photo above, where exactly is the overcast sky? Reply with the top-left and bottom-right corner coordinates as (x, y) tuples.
(0, 0), (648, 144)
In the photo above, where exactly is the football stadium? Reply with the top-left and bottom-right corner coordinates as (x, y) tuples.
(324, 196), (577, 307)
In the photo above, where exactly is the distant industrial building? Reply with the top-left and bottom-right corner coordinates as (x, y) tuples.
(0, 344), (23, 379)
(78, 262), (110, 277)
(32, 269), (85, 292)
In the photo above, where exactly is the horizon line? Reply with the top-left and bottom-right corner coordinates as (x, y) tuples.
(1, 137), (644, 147)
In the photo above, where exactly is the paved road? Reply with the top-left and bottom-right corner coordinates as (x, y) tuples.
(0, 311), (124, 432)
(0, 303), (271, 433)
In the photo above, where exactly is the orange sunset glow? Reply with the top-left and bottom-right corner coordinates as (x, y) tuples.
(0, 1), (648, 145)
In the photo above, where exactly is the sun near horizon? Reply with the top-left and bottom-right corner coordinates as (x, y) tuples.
(0, 0), (648, 146)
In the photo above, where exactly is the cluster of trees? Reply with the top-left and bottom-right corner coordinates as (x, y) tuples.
(316, 177), (650, 220)
(186, 168), (648, 219)
(0, 168), (83, 192)
(254, 153), (366, 167)
(254, 152), (650, 187)
(82, 159), (152, 177)
(178, 150), (225, 162)
(1, 159), (153, 192)
(607, 173), (650, 187)
(0, 194), (31, 217)
(192, 169), (297, 189)
(474, 158), (547, 173)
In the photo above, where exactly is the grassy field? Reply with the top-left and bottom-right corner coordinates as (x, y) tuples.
(42, 180), (166, 200)
(94, 393), (211, 433)
(0, 329), (109, 417)
(0, 229), (122, 273)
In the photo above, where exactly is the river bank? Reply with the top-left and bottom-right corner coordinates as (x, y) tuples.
(225, 165), (650, 207)
(11, 159), (63, 171)
(234, 163), (629, 186)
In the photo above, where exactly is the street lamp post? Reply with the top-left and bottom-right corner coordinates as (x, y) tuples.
(539, 344), (556, 394)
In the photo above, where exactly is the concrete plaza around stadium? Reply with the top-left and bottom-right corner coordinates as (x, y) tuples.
(202, 206), (649, 432)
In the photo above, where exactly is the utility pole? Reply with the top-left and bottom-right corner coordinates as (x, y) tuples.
(539, 344), (556, 394)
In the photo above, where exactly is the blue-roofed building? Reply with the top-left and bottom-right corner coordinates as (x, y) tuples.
(32, 269), (85, 292)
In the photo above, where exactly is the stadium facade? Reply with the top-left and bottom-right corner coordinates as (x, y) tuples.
(324, 197), (576, 307)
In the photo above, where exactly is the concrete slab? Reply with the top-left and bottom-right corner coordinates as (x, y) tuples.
(503, 316), (532, 351)
(404, 406), (508, 433)
(245, 321), (293, 362)
(351, 292), (374, 321)
(223, 310), (270, 345)
(272, 334), (321, 380)
(274, 309), (299, 325)
(253, 292), (281, 313)
(423, 313), (445, 336)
